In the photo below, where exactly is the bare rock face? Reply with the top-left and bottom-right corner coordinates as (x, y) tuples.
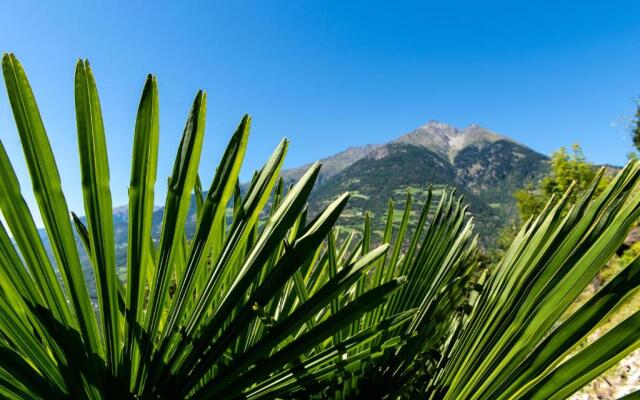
(393, 120), (513, 162)
(279, 120), (519, 184)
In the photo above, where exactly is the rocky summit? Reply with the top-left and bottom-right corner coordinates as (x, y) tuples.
(285, 121), (549, 244)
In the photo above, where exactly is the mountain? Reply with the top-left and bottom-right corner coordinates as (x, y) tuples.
(41, 120), (548, 297)
(286, 121), (550, 243)
(280, 144), (381, 186)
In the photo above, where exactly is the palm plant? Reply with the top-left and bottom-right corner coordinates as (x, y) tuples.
(0, 54), (476, 399)
(424, 165), (640, 399)
(1, 53), (640, 400)
(250, 189), (479, 399)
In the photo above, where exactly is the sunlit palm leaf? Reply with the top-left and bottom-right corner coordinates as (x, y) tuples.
(1, 53), (639, 400)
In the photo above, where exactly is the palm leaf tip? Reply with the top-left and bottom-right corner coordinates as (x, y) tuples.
(1, 54), (639, 400)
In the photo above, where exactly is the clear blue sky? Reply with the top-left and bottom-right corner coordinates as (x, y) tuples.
(1, 1), (640, 221)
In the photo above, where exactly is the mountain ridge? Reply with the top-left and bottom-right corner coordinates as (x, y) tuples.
(296, 120), (549, 244)
(46, 119), (549, 291)
(393, 121), (516, 162)
(113, 120), (549, 247)
(279, 120), (531, 184)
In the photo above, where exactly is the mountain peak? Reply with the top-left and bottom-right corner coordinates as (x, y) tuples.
(464, 123), (483, 130)
(419, 120), (458, 131)
(280, 120), (524, 184)
(394, 120), (512, 162)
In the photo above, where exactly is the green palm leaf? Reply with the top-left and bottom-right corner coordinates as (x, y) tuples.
(1, 54), (639, 400)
